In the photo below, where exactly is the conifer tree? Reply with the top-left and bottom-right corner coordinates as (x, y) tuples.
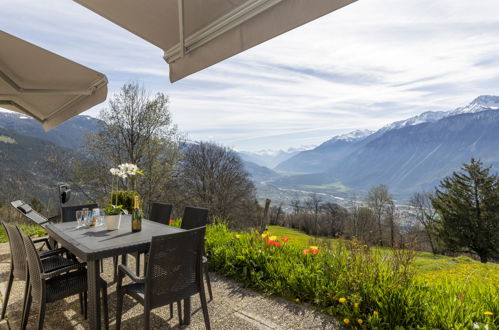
(432, 158), (499, 263)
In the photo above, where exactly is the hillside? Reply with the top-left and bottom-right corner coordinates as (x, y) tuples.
(0, 126), (73, 203)
(0, 112), (101, 149)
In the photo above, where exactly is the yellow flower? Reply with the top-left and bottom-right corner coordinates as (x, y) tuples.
(235, 234), (241, 239)
(357, 319), (363, 325)
(269, 235), (277, 241)
(484, 311), (493, 316)
(261, 232), (269, 238)
(343, 318), (350, 324)
(309, 245), (319, 250)
(338, 297), (347, 303)
(354, 303), (359, 308)
(373, 311), (379, 316)
(294, 298), (300, 302)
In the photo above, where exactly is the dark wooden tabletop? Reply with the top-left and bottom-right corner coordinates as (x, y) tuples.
(45, 218), (183, 261)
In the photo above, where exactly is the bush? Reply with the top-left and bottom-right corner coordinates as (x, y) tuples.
(110, 190), (140, 214)
(205, 223), (498, 328)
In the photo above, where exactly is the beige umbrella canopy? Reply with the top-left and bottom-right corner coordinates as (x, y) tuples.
(74, 0), (356, 82)
(0, 30), (107, 131)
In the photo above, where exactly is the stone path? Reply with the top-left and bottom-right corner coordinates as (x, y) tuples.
(0, 242), (338, 329)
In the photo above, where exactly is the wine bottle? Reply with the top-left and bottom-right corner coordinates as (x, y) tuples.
(132, 195), (142, 232)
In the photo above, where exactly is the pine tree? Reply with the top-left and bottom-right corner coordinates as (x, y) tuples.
(432, 158), (499, 263)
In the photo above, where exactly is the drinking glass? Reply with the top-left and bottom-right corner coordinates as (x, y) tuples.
(76, 210), (83, 228)
(82, 209), (91, 227)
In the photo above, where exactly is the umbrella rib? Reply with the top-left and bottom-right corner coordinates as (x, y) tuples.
(0, 70), (94, 95)
(0, 100), (44, 122)
(44, 75), (107, 121)
(164, 0), (285, 63)
(178, 0), (185, 58)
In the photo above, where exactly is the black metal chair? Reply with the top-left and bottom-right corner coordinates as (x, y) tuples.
(149, 202), (173, 224)
(60, 203), (98, 223)
(20, 230), (109, 330)
(181, 207), (213, 301)
(116, 227), (211, 330)
(0, 223), (79, 321)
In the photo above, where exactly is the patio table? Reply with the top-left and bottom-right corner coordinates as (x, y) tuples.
(45, 218), (184, 330)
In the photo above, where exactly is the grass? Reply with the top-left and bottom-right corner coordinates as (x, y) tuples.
(207, 223), (498, 328)
(267, 225), (499, 277)
(301, 181), (349, 192)
(0, 135), (16, 144)
(0, 223), (46, 243)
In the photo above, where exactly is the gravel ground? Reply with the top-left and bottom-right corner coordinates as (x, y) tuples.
(0, 242), (338, 329)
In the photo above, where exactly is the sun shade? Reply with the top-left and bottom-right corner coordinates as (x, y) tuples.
(0, 30), (108, 131)
(74, 0), (356, 82)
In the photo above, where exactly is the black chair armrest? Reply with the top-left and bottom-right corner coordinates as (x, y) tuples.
(40, 262), (86, 279)
(39, 248), (68, 259)
(118, 264), (146, 283)
(33, 237), (53, 251)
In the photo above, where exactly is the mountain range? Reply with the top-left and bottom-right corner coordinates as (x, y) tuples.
(271, 95), (499, 199)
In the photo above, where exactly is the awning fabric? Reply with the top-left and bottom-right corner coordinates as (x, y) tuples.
(74, 0), (356, 82)
(0, 30), (108, 131)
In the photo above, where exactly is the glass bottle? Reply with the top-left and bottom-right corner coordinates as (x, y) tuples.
(131, 195), (142, 232)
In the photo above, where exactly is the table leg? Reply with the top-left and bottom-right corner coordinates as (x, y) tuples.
(87, 260), (101, 330)
(183, 297), (191, 325)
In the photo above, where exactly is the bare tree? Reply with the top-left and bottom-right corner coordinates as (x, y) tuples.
(177, 142), (256, 227)
(322, 202), (348, 237)
(290, 198), (301, 215)
(67, 82), (182, 207)
(366, 184), (393, 246)
(305, 193), (322, 235)
(385, 200), (397, 247)
(410, 191), (439, 253)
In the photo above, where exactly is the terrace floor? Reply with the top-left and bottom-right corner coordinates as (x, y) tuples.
(0, 242), (338, 329)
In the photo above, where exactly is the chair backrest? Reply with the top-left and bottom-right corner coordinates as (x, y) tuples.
(60, 203), (98, 223)
(181, 207), (208, 230)
(149, 202), (173, 225)
(2, 223), (28, 279)
(10, 200), (50, 227)
(145, 227), (206, 309)
(21, 231), (44, 303)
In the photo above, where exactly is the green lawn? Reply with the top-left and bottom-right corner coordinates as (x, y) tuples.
(267, 225), (499, 279)
(0, 135), (16, 144)
(301, 181), (349, 192)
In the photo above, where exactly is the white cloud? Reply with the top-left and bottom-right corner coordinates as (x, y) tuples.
(2, 0), (499, 151)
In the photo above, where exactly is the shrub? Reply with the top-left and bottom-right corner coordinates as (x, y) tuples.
(110, 190), (139, 214)
(205, 223), (498, 328)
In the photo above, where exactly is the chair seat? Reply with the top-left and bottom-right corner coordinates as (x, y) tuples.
(45, 270), (107, 303)
(122, 283), (145, 304)
(41, 256), (78, 273)
(46, 269), (87, 302)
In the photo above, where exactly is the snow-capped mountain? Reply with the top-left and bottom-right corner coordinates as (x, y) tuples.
(272, 95), (499, 199)
(238, 146), (313, 169)
(380, 95), (499, 133)
(321, 129), (373, 146)
(450, 95), (499, 115)
(275, 95), (499, 175)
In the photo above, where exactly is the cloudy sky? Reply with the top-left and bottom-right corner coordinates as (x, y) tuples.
(2, 0), (499, 152)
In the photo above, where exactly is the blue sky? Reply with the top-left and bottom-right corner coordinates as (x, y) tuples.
(1, 0), (499, 152)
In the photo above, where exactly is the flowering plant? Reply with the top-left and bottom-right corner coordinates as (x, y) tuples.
(107, 163), (144, 215)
